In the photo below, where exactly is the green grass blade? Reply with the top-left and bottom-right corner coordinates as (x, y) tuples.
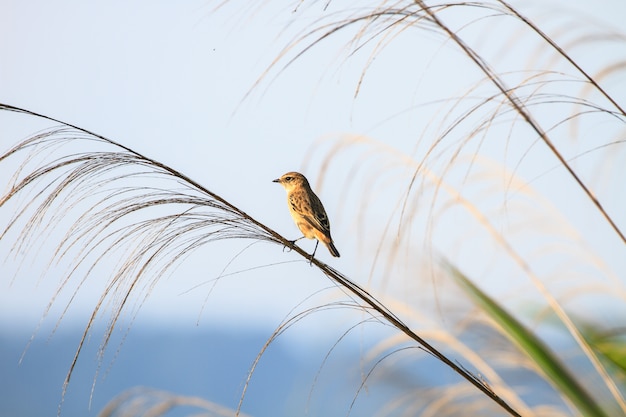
(582, 327), (626, 377)
(444, 260), (609, 417)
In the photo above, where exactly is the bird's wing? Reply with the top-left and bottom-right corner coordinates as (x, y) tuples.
(303, 193), (331, 235)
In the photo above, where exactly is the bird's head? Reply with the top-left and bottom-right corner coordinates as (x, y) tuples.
(272, 171), (309, 192)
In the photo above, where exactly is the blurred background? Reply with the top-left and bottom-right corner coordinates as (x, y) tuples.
(1, 1), (625, 416)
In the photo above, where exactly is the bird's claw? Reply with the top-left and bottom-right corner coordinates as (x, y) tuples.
(282, 240), (297, 253)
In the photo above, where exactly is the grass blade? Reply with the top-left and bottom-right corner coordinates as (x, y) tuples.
(444, 260), (610, 417)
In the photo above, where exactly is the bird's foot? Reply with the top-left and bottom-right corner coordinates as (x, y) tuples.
(282, 240), (296, 253)
(283, 237), (304, 253)
(282, 236), (306, 253)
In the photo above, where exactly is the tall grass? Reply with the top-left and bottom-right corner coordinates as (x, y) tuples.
(2, 1), (625, 416)
(0, 105), (519, 415)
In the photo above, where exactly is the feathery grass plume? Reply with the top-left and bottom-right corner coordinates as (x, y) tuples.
(256, 1), (625, 240)
(3, 1), (625, 415)
(248, 1), (626, 414)
(0, 103), (522, 416)
(305, 132), (625, 415)
(0, 105), (283, 412)
(97, 386), (252, 417)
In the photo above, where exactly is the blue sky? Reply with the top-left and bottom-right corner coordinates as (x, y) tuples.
(1, 0), (625, 360)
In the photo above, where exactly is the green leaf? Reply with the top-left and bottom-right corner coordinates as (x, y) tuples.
(444, 260), (609, 417)
(584, 328), (626, 377)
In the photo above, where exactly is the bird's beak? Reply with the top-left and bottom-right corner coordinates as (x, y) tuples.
(272, 178), (280, 183)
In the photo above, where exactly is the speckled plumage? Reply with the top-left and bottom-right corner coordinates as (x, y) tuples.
(273, 172), (340, 258)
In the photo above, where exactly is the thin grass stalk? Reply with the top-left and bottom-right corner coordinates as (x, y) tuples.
(408, 2), (626, 412)
(0, 103), (521, 416)
(97, 386), (251, 417)
(237, 301), (378, 415)
(496, 0), (625, 117)
(410, 0), (625, 249)
(314, 263), (521, 416)
(315, 133), (625, 414)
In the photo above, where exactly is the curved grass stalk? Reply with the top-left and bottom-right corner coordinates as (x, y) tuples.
(409, 0), (625, 248)
(0, 103), (522, 416)
(251, 1), (625, 244)
(97, 386), (252, 417)
(231, 1), (624, 413)
(496, 0), (625, 117)
(408, 3), (626, 411)
(310, 134), (624, 414)
(237, 300), (380, 416)
(364, 323), (534, 415)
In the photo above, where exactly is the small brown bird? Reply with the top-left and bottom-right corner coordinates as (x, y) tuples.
(273, 171), (340, 261)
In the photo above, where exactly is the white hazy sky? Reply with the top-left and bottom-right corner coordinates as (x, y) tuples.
(1, 0), (625, 334)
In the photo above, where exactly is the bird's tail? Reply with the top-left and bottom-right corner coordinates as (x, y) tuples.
(326, 240), (340, 257)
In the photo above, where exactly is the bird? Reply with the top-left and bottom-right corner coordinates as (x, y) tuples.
(273, 171), (340, 262)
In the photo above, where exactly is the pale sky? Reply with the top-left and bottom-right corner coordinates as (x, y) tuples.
(1, 0), (625, 336)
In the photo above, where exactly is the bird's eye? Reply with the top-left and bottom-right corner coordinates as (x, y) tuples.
(285, 176), (292, 182)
